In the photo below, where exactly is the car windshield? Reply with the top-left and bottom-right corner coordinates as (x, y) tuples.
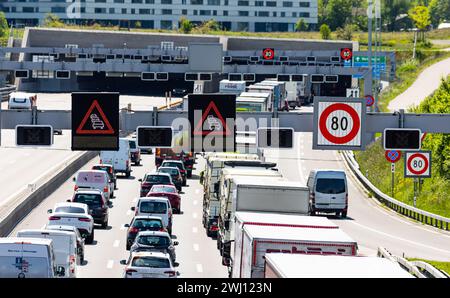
(55, 206), (85, 214)
(316, 178), (346, 194)
(13, 98), (28, 103)
(129, 141), (136, 149)
(137, 235), (170, 247)
(145, 175), (170, 183)
(131, 256), (170, 268)
(151, 186), (176, 194)
(93, 166), (111, 173)
(162, 162), (184, 170)
(74, 194), (103, 208)
(159, 168), (179, 176)
(139, 202), (168, 214)
(132, 219), (163, 229)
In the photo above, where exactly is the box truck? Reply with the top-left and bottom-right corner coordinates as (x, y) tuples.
(219, 80), (247, 95)
(232, 225), (358, 278)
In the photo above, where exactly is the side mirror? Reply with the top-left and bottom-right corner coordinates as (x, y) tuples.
(138, 179), (142, 182)
(130, 207), (135, 211)
(72, 177), (76, 182)
(47, 209), (53, 214)
(66, 199), (71, 202)
(56, 266), (65, 277)
(173, 262), (180, 267)
(173, 241), (179, 246)
(177, 271), (180, 276)
(120, 260), (127, 265)
(124, 224), (130, 228)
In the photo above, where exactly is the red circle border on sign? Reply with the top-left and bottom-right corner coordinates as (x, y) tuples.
(262, 48), (274, 60)
(407, 153), (429, 175)
(319, 103), (361, 145)
(341, 48), (352, 60)
(365, 95), (374, 107)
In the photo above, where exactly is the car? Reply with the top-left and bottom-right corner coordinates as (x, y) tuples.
(90, 113), (105, 129)
(71, 190), (109, 228)
(47, 202), (94, 244)
(125, 216), (166, 250)
(73, 170), (113, 201)
(307, 169), (348, 218)
(147, 184), (181, 214)
(160, 160), (187, 186)
(120, 251), (180, 278)
(127, 138), (141, 166)
(45, 225), (85, 265)
(7, 92), (36, 110)
(139, 172), (173, 197)
(172, 88), (187, 97)
(131, 197), (173, 234)
(92, 164), (117, 190)
(157, 167), (183, 192)
(130, 231), (178, 263)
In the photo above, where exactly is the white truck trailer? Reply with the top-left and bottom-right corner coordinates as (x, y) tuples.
(264, 254), (413, 278)
(219, 80), (247, 95)
(232, 225), (358, 278)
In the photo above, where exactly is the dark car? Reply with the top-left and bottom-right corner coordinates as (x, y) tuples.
(172, 88), (187, 97)
(71, 190), (109, 228)
(130, 231), (178, 263)
(157, 167), (183, 192)
(147, 184), (181, 214)
(92, 164), (117, 190)
(125, 216), (165, 250)
(160, 160), (187, 186)
(139, 172), (173, 197)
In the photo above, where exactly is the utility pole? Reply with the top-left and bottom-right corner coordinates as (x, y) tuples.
(367, 0), (374, 111)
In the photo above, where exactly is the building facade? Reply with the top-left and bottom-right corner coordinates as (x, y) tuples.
(0, 0), (318, 32)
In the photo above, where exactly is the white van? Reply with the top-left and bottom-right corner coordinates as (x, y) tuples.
(100, 138), (132, 177)
(131, 197), (173, 235)
(8, 92), (36, 110)
(0, 237), (65, 278)
(17, 229), (78, 278)
(307, 169), (348, 217)
(74, 170), (112, 200)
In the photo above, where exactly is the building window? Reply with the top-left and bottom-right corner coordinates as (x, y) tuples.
(109, 8), (115, 14)
(182, 0), (187, 4)
(282, 1), (292, 7)
(292, 12), (297, 17)
(182, 9), (188, 14)
(299, 12), (310, 17)
(51, 7), (66, 13)
(237, 22), (249, 31)
(131, 0), (143, 3)
(213, 10), (217, 15)
(191, 0), (203, 4)
(94, 8), (106, 13)
(258, 11), (269, 17)
(161, 20), (172, 30)
(238, 0), (249, 5)
(238, 11), (249, 16)
(299, 2), (310, 7)
(224, 0), (229, 5)
(161, 0), (172, 4)
(146, 0), (155, 3)
(273, 11), (277, 17)
(22, 7), (34, 13)
(122, 8), (127, 14)
(223, 10), (228, 16)
(207, 0), (220, 5)
(266, 1), (276, 7)
(281, 12), (285, 17)
(95, 0), (106, 2)
(200, 10), (211, 15)
(114, 0), (124, 3)
(140, 9), (151, 14)
(161, 9), (172, 15)
(255, 1), (263, 6)
(193, 10), (198, 15)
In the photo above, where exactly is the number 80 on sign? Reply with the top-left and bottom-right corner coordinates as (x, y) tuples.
(313, 97), (366, 150)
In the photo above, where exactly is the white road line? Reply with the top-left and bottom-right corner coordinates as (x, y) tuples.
(193, 200), (198, 206)
(192, 212), (198, 219)
(196, 264), (203, 273)
(113, 240), (120, 248)
(107, 260), (114, 269)
(193, 244), (200, 251)
(192, 227), (198, 233)
(8, 160), (16, 164)
(350, 221), (450, 255)
(195, 189), (200, 194)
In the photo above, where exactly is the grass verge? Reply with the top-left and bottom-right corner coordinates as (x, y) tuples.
(407, 258), (450, 276)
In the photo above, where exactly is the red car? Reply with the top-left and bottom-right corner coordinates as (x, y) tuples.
(147, 185), (181, 214)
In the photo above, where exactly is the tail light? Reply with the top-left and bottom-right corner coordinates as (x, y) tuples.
(126, 160), (129, 167)
(159, 227), (166, 232)
(49, 216), (61, 221)
(126, 268), (137, 275)
(103, 186), (109, 193)
(130, 227), (139, 234)
(310, 192), (315, 204)
(210, 225), (219, 232)
(188, 152), (193, 157)
(99, 159), (102, 164)
(74, 185), (79, 191)
(156, 148), (160, 156)
(164, 271), (176, 277)
(78, 218), (91, 222)
(109, 168), (113, 174)
(70, 255), (76, 274)
(345, 194), (348, 208)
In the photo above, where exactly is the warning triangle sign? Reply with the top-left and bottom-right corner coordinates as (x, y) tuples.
(193, 101), (232, 136)
(76, 99), (115, 134)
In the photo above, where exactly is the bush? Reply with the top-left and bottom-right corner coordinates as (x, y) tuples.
(397, 59), (418, 72)
(295, 19), (308, 32)
(43, 13), (65, 28)
(179, 17), (193, 34)
(0, 12), (8, 37)
(319, 24), (331, 40)
(336, 24), (357, 40)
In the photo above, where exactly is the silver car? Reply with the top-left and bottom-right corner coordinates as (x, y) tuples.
(130, 231), (178, 263)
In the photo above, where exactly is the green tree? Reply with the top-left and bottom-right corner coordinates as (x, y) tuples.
(0, 12), (9, 38)
(325, 0), (352, 30)
(429, 0), (450, 27)
(320, 24), (331, 40)
(179, 17), (193, 33)
(43, 13), (65, 28)
(295, 19), (308, 32)
(336, 23), (357, 40)
(382, 0), (413, 31)
(409, 5), (431, 41)
(134, 21), (142, 29)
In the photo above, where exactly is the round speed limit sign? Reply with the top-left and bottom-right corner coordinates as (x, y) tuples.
(405, 151), (431, 178)
(313, 97), (366, 150)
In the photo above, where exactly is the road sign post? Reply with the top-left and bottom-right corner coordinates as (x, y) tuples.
(313, 97), (366, 150)
(391, 163), (395, 197)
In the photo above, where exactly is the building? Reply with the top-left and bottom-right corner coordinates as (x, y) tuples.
(0, 0), (318, 32)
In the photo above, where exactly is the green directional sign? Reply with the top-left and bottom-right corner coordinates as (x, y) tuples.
(353, 56), (386, 64)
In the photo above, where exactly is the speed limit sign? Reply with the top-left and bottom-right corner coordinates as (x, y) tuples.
(313, 97), (366, 150)
(404, 151), (431, 178)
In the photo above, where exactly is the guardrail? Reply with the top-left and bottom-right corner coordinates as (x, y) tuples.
(0, 85), (16, 102)
(342, 150), (450, 231)
(410, 260), (450, 278)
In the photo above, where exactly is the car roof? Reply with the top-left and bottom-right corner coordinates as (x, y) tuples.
(92, 164), (113, 168)
(133, 215), (164, 221)
(151, 184), (176, 189)
(147, 172), (171, 177)
(131, 251), (170, 258)
(136, 231), (171, 237)
(55, 202), (88, 209)
(74, 189), (103, 195)
(138, 196), (169, 203)
(162, 160), (183, 164)
(77, 169), (108, 175)
(158, 166), (179, 171)
(0, 237), (53, 246)
(17, 229), (75, 237)
(45, 225), (77, 232)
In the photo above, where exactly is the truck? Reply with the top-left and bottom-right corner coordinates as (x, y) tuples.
(255, 80), (289, 111)
(201, 153), (260, 237)
(236, 96), (268, 112)
(219, 80), (247, 95)
(232, 224), (358, 278)
(285, 81), (300, 109)
(264, 254), (413, 278)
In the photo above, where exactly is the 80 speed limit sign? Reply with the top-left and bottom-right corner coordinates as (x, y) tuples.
(313, 97), (366, 150)
(404, 151), (431, 178)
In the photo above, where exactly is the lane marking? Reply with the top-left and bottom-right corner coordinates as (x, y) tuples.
(193, 244), (200, 251)
(8, 160), (16, 165)
(193, 200), (198, 206)
(349, 221), (450, 255)
(196, 264), (203, 273)
(192, 212), (198, 219)
(192, 227), (198, 233)
(195, 189), (200, 194)
(107, 260), (114, 269)
(113, 240), (120, 248)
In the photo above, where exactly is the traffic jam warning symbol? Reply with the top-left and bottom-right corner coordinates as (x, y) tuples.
(313, 97), (366, 150)
(188, 94), (236, 152)
(340, 48), (353, 61)
(385, 150), (402, 163)
(405, 151), (431, 178)
(72, 92), (119, 151)
(262, 48), (275, 60)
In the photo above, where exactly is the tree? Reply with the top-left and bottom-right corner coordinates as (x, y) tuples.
(382, 0), (412, 31)
(320, 24), (331, 40)
(409, 5), (431, 41)
(295, 19), (308, 32)
(429, 0), (450, 27)
(194, 19), (221, 33)
(179, 17), (193, 33)
(324, 0), (353, 30)
(134, 21), (142, 29)
(336, 24), (357, 40)
(0, 12), (9, 38)
(43, 13), (65, 28)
